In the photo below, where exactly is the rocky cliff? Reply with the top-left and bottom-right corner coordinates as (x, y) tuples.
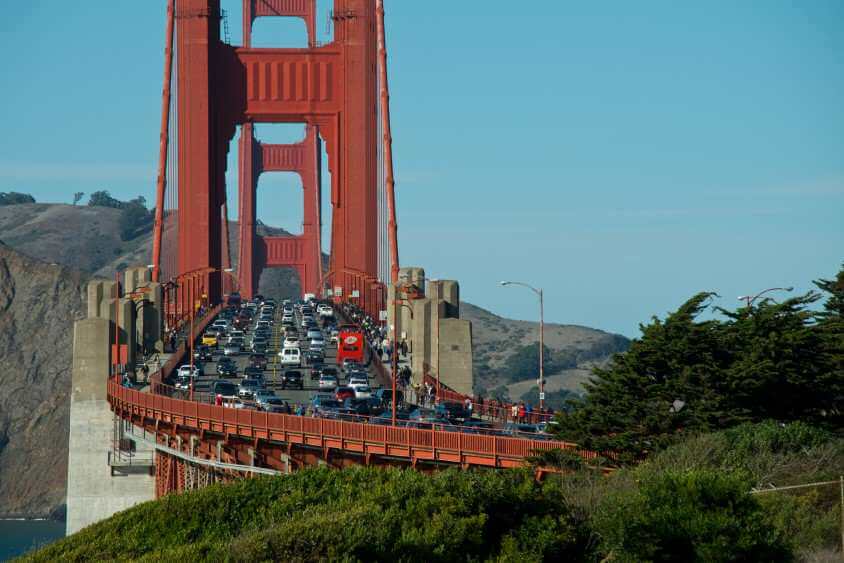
(0, 242), (87, 518)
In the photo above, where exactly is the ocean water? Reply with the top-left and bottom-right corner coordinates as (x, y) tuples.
(0, 520), (65, 561)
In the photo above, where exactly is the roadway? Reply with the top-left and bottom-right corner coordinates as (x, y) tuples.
(180, 297), (382, 410)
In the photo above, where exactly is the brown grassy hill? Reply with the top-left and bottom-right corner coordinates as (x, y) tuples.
(0, 242), (87, 518)
(461, 302), (629, 400)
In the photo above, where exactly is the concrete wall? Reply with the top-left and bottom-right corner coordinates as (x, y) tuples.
(66, 316), (155, 535)
(438, 318), (474, 396)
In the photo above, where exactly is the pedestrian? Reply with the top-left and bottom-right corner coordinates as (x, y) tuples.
(511, 403), (519, 422)
(518, 402), (526, 423)
(400, 339), (408, 358)
(215, 394), (223, 406)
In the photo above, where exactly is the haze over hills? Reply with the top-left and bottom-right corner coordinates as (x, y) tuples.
(0, 201), (627, 517)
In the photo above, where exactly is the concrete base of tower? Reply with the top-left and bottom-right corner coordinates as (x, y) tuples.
(65, 316), (155, 535)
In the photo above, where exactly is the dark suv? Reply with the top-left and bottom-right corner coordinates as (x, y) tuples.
(281, 370), (304, 390)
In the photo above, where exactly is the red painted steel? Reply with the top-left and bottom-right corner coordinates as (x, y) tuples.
(109, 381), (597, 471)
(237, 125), (321, 298)
(173, 0), (379, 308)
(243, 0), (317, 48)
(376, 0), (399, 284)
(152, 0), (175, 283)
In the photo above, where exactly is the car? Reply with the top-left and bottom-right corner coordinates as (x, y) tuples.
(335, 386), (356, 402)
(223, 342), (242, 356)
(309, 338), (326, 352)
(253, 389), (276, 408)
(281, 314), (294, 324)
(249, 354), (268, 370)
(353, 385), (373, 399)
(211, 380), (239, 400)
(301, 317), (314, 328)
(342, 397), (373, 415)
(435, 402), (471, 422)
(304, 350), (324, 366)
(201, 332), (218, 346)
(318, 374), (339, 391)
(348, 377), (369, 391)
(279, 347), (301, 367)
(281, 370), (304, 390)
(306, 328), (323, 340)
(238, 378), (264, 399)
(311, 395), (342, 413)
(256, 320), (271, 330)
(193, 345), (213, 362)
(261, 397), (289, 413)
(227, 330), (244, 342)
(283, 336), (300, 348)
(312, 365), (337, 380)
(177, 364), (202, 378)
(243, 365), (264, 379)
(216, 358), (237, 377)
(317, 304), (334, 318)
(342, 359), (363, 373)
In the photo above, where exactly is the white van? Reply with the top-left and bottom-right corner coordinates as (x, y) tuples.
(279, 347), (301, 367)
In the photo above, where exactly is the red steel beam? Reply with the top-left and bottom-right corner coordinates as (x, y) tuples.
(151, 0), (175, 283)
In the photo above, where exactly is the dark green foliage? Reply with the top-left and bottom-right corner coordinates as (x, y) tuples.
(87, 190), (122, 208)
(556, 266), (844, 460)
(24, 467), (591, 562)
(72, 191), (84, 205)
(0, 191), (35, 205)
(594, 470), (793, 562)
(86, 191), (153, 240)
(118, 197), (153, 241)
(520, 386), (578, 412)
(501, 342), (575, 384)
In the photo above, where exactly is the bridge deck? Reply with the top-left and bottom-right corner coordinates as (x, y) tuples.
(109, 381), (595, 471)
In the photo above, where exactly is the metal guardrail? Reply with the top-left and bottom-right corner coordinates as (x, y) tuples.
(108, 380), (600, 469)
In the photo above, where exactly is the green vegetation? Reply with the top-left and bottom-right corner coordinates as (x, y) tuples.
(556, 264), (844, 461)
(28, 421), (837, 561)
(24, 468), (591, 562)
(501, 343), (575, 384)
(0, 191), (35, 205)
(87, 190), (154, 241)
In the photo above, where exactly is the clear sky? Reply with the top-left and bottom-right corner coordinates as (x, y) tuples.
(1, 1), (842, 336)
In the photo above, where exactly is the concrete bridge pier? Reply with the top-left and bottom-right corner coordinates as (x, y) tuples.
(66, 280), (155, 535)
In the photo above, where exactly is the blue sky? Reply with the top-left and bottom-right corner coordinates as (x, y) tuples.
(1, 1), (842, 336)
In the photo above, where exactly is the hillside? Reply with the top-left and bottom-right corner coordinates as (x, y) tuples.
(461, 302), (629, 400)
(0, 242), (87, 518)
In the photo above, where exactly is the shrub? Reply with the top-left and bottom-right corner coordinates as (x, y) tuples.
(594, 469), (793, 562)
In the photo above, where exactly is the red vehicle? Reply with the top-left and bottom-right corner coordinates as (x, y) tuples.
(335, 386), (356, 402)
(336, 326), (365, 365)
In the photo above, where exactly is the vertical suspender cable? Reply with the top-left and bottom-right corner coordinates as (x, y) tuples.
(152, 0), (176, 282)
(376, 0), (399, 285)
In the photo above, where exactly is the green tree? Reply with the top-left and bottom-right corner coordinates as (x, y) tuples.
(72, 191), (84, 205)
(87, 190), (122, 208)
(119, 196), (153, 241)
(0, 191), (35, 205)
(556, 281), (844, 460)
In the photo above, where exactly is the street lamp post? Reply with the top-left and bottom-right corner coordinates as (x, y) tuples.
(500, 280), (545, 411)
(738, 286), (794, 308)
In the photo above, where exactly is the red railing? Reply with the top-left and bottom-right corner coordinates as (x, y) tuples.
(108, 381), (600, 469)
